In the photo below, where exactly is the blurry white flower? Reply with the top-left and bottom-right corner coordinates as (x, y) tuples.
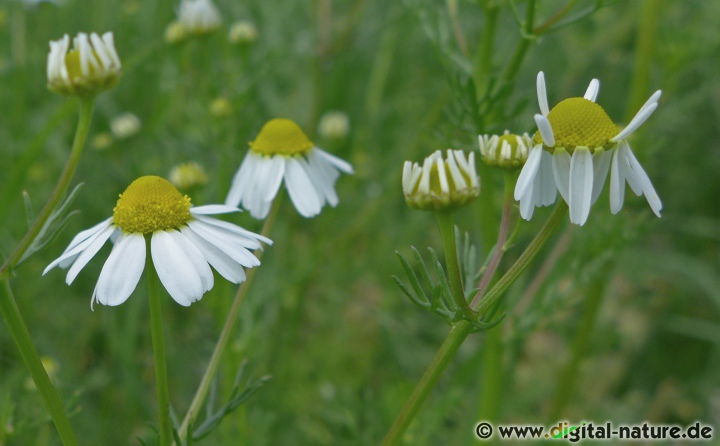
(169, 162), (208, 189)
(515, 72), (662, 225)
(318, 111), (350, 140)
(226, 118), (354, 219)
(110, 112), (141, 139)
(47, 32), (121, 97)
(402, 150), (479, 212)
(44, 176), (270, 307)
(228, 20), (258, 44)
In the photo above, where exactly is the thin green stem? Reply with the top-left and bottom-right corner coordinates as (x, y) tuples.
(382, 202), (567, 444)
(177, 195), (282, 443)
(446, 0), (468, 57)
(381, 320), (474, 446)
(474, 2), (499, 95)
(146, 237), (172, 446)
(478, 320), (502, 422)
(476, 201), (566, 316)
(533, 0), (578, 35)
(625, 0), (660, 122)
(435, 212), (475, 318)
(0, 279), (78, 445)
(1, 98), (95, 276)
(497, 0), (536, 91)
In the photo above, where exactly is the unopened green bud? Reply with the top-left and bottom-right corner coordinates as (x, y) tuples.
(478, 130), (531, 169)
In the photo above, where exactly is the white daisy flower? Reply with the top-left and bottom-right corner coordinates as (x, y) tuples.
(225, 118), (354, 219)
(478, 130), (532, 169)
(110, 112), (142, 139)
(47, 32), (121, 97)
(44, 176), (270, 308)
(402, 149), (480, 212)
(515, 71), (662, 225)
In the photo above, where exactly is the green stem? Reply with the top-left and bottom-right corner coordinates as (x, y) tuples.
(0, 98), (95, 276)
(146, 237), (172, 446)
(625, 0), (660, 122)
(446, 0), (468, 57)
(435, 212), (475, 318)
(549, 260), (613, 419)
(177, 195), (282, 443)
(382, 202), (567, 444)
(0, 279), (78, 445)
(478, 320), (502, 422)
(476, 201), (566, 316)
(498, 0), (536, 90)
(532, 0), (578, 35)
(474, 2), (499, 95)
(381, 320), (474, 446)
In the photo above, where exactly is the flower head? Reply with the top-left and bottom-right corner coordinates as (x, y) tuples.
(110, 112), (142, 139)
(228, 21), (258, 44)
(225, 118), (354, 219)
(478, 130), (531, 169)
(514, 72), (662, 225)
(403, 150), (480, 212)
(165, 0), (221, 43)
(318, 111), (350, 140)
(169, 161), (209, 189)
(44, 176), (270, 307)
(47, 32), (121, 97)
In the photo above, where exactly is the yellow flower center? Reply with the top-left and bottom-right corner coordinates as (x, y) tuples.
(533, 98), (618, 152)
(113, 176), (192, 234)
(249, 118), (313, 156)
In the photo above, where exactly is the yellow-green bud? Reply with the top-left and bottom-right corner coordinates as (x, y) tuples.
(478, 130), (531, 169)
(402, 150), (480, 212)
(169, 162), (209, 190)
(318, 111), (350, 140)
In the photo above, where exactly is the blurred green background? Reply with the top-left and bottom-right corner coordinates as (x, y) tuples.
(0, 0), (719, 444)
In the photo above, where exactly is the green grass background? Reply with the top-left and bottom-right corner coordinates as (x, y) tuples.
(0, 0), (719, 444)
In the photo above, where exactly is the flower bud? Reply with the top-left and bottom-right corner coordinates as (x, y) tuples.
(403, 150), (480, 212)
(478, 130), (531, 169)
(318, 111), (350, 140)
(169, 162), (208, 190)
(47, 32), (121, 97)
(110, 112), (141, 139)
(228, 21), (258, 44)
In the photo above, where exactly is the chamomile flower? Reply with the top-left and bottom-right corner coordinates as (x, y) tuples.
(44, 176), (270, 307)
(515, 72), (662, 225)
(402, 150), (480, 212)
(47, 32), (121, 97)
(225, 118), (354, 219)
(478, 130), (531, 169)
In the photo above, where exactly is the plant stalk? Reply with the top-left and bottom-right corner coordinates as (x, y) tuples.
(435, 212), (474, 318)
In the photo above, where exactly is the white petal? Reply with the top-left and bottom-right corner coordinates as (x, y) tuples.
(537, 71), (549, 116)
(552, 149), (571, 203)
(314, 147), (354, 174)
(101, 32), (121, 68)
(445, 150), (467, 190)
(537, 150), (558, 206)
(620, 142), (643, 196)
(611, 103), (658, 142)
(514, 145), (543, 200)
(95, 234), (146, 306)
(623, 143), (663, 217)
(519, 185), (536, 221)
(584, 79), (600, 102)
(151, 231), (203, 306)
(306, 150), (340, 206)
(43, 218), (113, 274)
(436, 157), (448, 193)
(181, 227), (247, 284)
(568, 148), (594, 226)
(169, 230), (214, 293)
(264, 155), (286, 201)
(187, 221), (261, 268)
(591, 148), (613, 204)
(285, 157), (322, 217)
(191, 205), (241, 215)
(534, 114), (555, 147)
(609, 147), (626, 214)
(402, 161), (413, 193)
(65, 225), (115, 285)
(192, 216), (265, 249)
(225, 153), (257, 208)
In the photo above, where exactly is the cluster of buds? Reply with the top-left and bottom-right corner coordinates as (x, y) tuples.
(402, 150), (479, 212)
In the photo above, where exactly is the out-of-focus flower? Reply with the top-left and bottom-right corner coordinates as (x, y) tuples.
(47, 32), (121, 97)
(478, 130), (530, 169)
(226, 118), (354, 219)
(110, 112), (141, 139)
(169, 162), (208, 189)
(515, 72), (662, 225)
(318, 111), (350, 140)
(165, 0), (221, 43)
(228, 20), (258, 44)
(24, 357), (59, 390)
(209, 97), (232, 118)
(91, 132), (113, 151)
(44, 176), (270, 307)
(402, 150), (480, 212)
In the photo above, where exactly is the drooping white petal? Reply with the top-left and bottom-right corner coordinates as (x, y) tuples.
(609, 147), (626, 214)
(314, 147), (354, 174)
(43, 218), (113, 274)
(537, 150), (557, 206)
(194, 215), (270, 247)
(181, 227), (247, 284)
(151, 230), (203, 306)
(65, 225), (116, 285)
(169, 230), (214, 293)
(537, 71), (549, 116)
(225, 152), (258, 208)
(514, 145), (543, 201)
(95, 234), (146, 306)
(260, 154), (285, 202)
(534, 114), (555, 147)
(568, 148), (594, 225)
(191, 205), (241, 215)
(623, 143), (663, 217)
(285, 157), (323, 217)
(591, 148), (613, 204)
(306, 150), (340, 207)
(187, 221), (261, 268)
(552, 149), (571, 203)
(611, 100), (659, 142)
(584, 79), (600, 102)
(619, 142), (643, 196)
(519, 184), (536, 221)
